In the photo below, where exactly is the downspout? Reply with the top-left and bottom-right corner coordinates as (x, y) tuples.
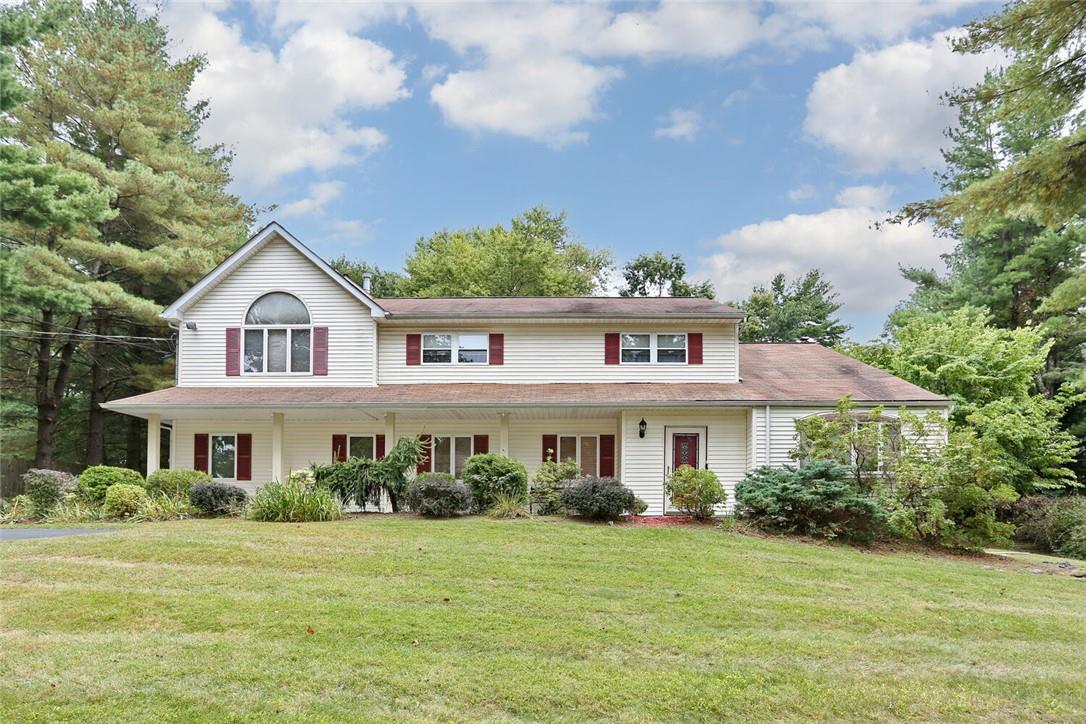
(168, 320), (181, 386)
(763, 404), (771, 467)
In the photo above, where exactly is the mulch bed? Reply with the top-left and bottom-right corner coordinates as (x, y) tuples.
(621, 515), (705, 527)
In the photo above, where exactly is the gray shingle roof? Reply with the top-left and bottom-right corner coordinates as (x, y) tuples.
(375, 296), (744, 319)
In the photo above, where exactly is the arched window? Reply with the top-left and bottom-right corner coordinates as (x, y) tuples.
(243, 292), (312, 373)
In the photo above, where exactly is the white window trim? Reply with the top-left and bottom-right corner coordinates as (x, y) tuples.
(241, 292), (314, 376)
(619, 332), (688, 365)
(346, 433), (377, 460)
(421, 332), (489, 365)
(556, 434), (600, 476)
(854, 419), (900, 475)
(429, 434), (475, 476)
(242, 325), (314, 376)
(210, 433), (238, 481)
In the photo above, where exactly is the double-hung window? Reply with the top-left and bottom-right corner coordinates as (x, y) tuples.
(855, 419), (902, 474)
(621, 333), (687, 364)
(349, 434), (375, 460)
(557, 434), (599, 477)
(243, 292), (312, 374)
(422, 333), (488, 364)
(211, 434), (236, 479)
(432, 435), (473, 477)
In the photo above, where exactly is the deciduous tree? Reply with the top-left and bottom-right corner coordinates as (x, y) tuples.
(619, 251), (714, 298)
(402, 207), (612, 297)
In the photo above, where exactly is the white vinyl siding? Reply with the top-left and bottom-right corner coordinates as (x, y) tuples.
(176, 236), (377, 386)
(619, 409), (748, 515)
(378, 323), (738, 383)
(749, 406), (950, 470)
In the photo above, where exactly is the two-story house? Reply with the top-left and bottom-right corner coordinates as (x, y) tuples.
(104, 223), (950, 514)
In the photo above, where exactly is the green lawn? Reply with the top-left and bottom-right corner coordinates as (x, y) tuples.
(2, 518), (1084, 722)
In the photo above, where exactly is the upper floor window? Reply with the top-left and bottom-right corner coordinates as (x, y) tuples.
(243, 292), (311, 374)
(621, 333), (687, 364)
(423, 333), (488, 364)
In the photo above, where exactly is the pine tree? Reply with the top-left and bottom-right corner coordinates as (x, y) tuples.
(733, 270), (850, 346)
(1, 0), (252, 467)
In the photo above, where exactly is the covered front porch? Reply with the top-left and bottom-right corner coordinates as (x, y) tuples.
(120, 404), (753, 516)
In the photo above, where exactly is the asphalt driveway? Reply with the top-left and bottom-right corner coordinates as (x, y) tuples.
(0, 528), (116, 541)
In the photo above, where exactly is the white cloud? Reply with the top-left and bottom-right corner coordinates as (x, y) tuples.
(431, 57), (622, 146)
(654, 108), (701, 142)
(326, 218), (376, 244)
(787, 184), (817, 202)
(765, 1), (977, 49)
(804, 29), (1001, 174)
(277, 181), (344, 217)
(417, 1), (760, 144)
(420, 64), (447, 83)
(270, 1), (407, 32)
(700, 194), (947, 314)
(163, 3), (408, 186)
(834, 183), (894, 208)
(593, 1), (762, 59)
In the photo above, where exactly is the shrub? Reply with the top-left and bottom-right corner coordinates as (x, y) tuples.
(1014, 496), (1086, 559)
(41, 497), (105, 524)
(1, 495), (35, 523)
(145, 469), (210, 497)
(22, 469), (77, 512)
(665, 466), (726, 519)
(461, 454), (528, 512)
(131, 492), (197, 522)
(287, 469), (315, 487)
(406, 474), (472, 517)
(530, 457), (581, 515)
(248, 480), (342, 522)
(561, 477), (638, 521)
(735, 461), (886, 543)
(189, 482), (249, 516)
(883, 427), (1017, 549)
(103, 483), (150, 518)
(311, 437), (424, 512)
(487, 493), (531, 519)
(631, 497), (649, 515)
(77, 466), (144, 503)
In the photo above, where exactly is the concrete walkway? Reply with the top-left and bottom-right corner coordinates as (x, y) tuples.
(0, 528), (116, 541)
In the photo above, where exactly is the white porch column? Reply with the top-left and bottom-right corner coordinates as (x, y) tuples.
(146, 414), (161, 477)
(499, 413), (510, 456)
(384, 411), (396, 446)
(271, 412), (285, 481)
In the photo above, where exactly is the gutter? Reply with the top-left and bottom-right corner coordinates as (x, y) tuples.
(103, 398), (954, 412)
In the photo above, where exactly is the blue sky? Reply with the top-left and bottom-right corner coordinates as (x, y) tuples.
(163, 1), (1003, 340)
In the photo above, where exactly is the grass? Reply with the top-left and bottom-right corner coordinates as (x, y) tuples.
(2, 517), (1084, 722)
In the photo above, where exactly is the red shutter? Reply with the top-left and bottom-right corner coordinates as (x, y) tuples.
(194, 433), (209, 473)
(473, 434), (489, 454)
(332, 434), (347, 462)
(375, 434), (386, 459)
(313, 326), (329, 375)
(225, 328), (241, 376)
(599, 434), (616, 478)
(406, 333), (421, 366)
(689, 332), (703, 365)
(489, 334), (504, 365)
(604, 333), (620, 365)
(542, 434), (557, 463)
(237, 433), (252, 481)
(417, 434), (431, 474)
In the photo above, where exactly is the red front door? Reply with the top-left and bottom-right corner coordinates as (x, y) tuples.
(672, 433), (699, 470)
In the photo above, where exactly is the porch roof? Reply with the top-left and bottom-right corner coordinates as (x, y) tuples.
(104, 344), (949, 412)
